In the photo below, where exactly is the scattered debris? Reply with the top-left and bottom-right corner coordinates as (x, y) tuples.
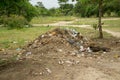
(16, 48), (22, 51)
(58, 60), (64, 65)
(26, 52), (32, 56)
(57, 49), (63, 52)
(45, 68), (52, 74)
(65, 60), (73, 64)
(23, 28), (110, 58)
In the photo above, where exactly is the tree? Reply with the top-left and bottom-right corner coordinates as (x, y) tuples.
(58, 0), (74, 16)
(35, 2), (50, 16)
(75, 0), (103, 38)
(98, 0), (103, 38)
(0, 0), (37, 22)
(58, 0), (69, 4)
(74, 1), (98, 17)
(59, 4), (74, 15)
(36, 2), (45, 8)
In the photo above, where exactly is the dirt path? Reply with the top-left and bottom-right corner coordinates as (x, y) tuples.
(33, 19), (120, 38)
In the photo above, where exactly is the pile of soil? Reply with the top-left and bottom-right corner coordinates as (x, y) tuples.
(23, 28), (109, 55)
(25, 28), (83, 54)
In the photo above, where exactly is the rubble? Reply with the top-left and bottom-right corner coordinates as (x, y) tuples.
(24, 28), (110, 56)
(45, 68), (52, 74)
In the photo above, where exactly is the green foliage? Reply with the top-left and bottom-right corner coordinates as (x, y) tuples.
(75, 0), (120, 17)
(36, 7), (50, 16)
(36, 2), (45, 8)
(0, 0), (37, 22)
(58, 0), (69, 3)
(59, 4), (74, 16)
(0, 15), (28, 29)
(35, 2), (50, 16)
(0, 26), (55, 49)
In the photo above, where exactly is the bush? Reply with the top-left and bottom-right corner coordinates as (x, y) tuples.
(0, 15), (29, 29)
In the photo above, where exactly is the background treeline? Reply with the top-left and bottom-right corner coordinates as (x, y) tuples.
(0, 0), (120, 29)
(38, 0), (120, 17)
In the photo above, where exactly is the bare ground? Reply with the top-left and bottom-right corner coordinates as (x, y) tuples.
(0, 43), (120, 80)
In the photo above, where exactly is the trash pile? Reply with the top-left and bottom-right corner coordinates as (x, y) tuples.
(24, 28), (110, 55)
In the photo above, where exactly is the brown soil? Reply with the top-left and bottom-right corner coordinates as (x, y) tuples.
(0, 28), (120, 80)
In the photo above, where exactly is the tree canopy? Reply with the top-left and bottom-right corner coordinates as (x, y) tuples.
(0, 0), (37, 21)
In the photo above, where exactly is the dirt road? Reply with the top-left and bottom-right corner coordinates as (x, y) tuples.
(33, 19), (120, 38)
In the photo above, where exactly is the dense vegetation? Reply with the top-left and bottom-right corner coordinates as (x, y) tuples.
(36, 0), (120, 17)
(0, 0), (37, 29)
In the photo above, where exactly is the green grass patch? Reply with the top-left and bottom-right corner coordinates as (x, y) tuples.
(103, 19), (120, 32)
(0, 26), (55, 49)
(31, 16), (76, 24)
(73, 18), (98, 25)
(73, 18), (120, 32)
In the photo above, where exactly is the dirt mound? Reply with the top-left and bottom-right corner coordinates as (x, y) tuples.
(22, 28), (109, 56)
(25, 28), (84, 52)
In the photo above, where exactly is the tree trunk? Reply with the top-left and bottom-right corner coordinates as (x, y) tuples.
(98, 0), (103, 38)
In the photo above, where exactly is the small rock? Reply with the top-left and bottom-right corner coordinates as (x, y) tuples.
(70, 52), (77, 56)
(39, 72), (43, 75)
(34, 40), (39, 44)
(103, 52), (107, 54)
(58, 60), (64, 65)
(46, 68), (52, 74)
(58, 49), (63, 52)
(65, 60), (73, 64)
(81, 53), (85, 57)
(110, 60), (114, 62)
(75, 61), (80, 64)
(41, 35), (45, 38)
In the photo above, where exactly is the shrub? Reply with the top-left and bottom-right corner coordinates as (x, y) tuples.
(0, 15), (29, 29)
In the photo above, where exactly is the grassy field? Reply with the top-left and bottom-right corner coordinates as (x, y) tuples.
(73, 18), (120, 32)
(31, 16), (76, 24)
(0, 26), (55, 49)
(0, 26), (112, 49)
